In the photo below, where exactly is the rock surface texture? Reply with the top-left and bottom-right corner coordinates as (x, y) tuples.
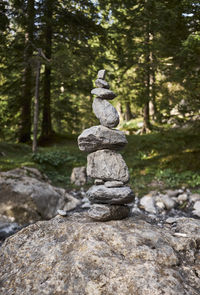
(78, 125), (127, 152)
(92, 98), (119, 128)
(0, 213), (200, 295)
(87, 150), (130, 183)
(78, 70), (134, 221)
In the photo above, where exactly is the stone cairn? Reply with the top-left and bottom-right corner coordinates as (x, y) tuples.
(78, 69), (134, 221)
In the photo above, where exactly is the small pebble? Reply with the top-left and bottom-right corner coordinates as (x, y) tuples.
(165, 217), (178, 224)
(57, 209), (67, 216)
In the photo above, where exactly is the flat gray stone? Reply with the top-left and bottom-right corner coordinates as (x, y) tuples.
(94, 179), (104, 185)
(97, 69), (106, 79)
(95, 79), (109, 89)
(104, 181), (124, 188)
(78, 125), (127, 152)
(91, 88), (116, 100)
(87, 185), (134, 204)
(87, 150), (130, 183)
(88, 204), (130, 221)
(92, 98), (119, 128)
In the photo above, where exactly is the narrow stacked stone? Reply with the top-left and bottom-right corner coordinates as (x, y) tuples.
(78, 69), (134, 221)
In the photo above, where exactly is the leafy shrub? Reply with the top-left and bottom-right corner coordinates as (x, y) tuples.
(32, 151), (84, 167)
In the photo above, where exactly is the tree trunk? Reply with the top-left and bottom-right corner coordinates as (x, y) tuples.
(18, 0), (35, 143)
(32, 58), (41, 153)
(142, 102), (151, 133)
(41, 0), (53, 139)
(124, 101), (133, 121)
(142, 16), (151, 134)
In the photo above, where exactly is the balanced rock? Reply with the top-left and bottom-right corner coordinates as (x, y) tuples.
(78, 125), (127, 152)
(88, 204), (130, 221)
(97, 69), (106, 79)
(92, 98), (119, 128)
(91, 88), (116, 100)
(87, 149), (129, 183)
(87, 185), (134, 204)
(95, 78), (109, 89)
(104, 180), (124, 187)
(94, 179), (104, 185)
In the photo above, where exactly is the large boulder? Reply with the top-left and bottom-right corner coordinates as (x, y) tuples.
(78, 125), (127, 152)
(87, 149), (130, 183)
(0, 214), (200, 294)
(0, 167), (80, 224)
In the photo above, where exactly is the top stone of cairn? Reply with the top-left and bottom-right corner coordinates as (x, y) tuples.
(97, 69), (106, 79)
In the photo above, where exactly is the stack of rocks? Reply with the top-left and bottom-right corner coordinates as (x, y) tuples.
(78, 69), (134, 221)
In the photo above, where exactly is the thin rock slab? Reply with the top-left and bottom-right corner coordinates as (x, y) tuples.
(91, 88), (116, 100)
(95, 78), (109, 89)
(94, 179), (104, 185)
(92, 98), (119, 128)
(87, 149), (130, 183)
(87, 185), (134, 204)
(88, 204), (130, 221)
(78, 125), (127, 153)
(104, 180), (124, 188)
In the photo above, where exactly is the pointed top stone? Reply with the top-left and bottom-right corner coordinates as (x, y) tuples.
(97, 69), (106, 79)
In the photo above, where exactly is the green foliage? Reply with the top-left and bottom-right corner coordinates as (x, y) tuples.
(32, 150), (83, 167)
(155, 169), (200, 188)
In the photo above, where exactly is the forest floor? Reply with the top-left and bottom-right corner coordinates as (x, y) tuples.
(0, 125), (200, 196)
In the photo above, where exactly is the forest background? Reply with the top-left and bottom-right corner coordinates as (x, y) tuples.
(0, 0), (200, 194)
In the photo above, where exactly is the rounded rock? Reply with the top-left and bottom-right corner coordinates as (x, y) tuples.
(95, 79), (109, 89)
(86, 185), (134, 204)
(92, 98), (119, 128)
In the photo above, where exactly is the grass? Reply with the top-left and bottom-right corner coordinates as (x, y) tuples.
(0, 126), (200, 195)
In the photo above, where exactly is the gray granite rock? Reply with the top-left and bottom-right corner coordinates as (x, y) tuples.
(92, 98), (119, 128)
(87, 150), (129, 183)
(91, 88), (116, 100)
(70, 166), (87, 186)
(104, 181), (124, 188)
(95, 78), (109, 89)
(88, 204), (130, 221)
(0, 168), (80, 225)
(140, 195), (156, 214)
(160, 194), (176, 210)
(1, 214), (200, 295)
(97, 69), (106, 79)
(78, 125), (127, 152)
(87, 185), (134, 204)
